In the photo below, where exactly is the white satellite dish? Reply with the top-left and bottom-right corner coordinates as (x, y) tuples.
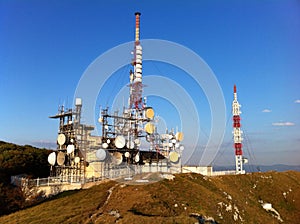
(48, 152), (56, 166)
(67, 144), (75, 154)
(102, 142), (108, 149)
(96, 148), (107, 161)
(135, 153), (140, 163)
(57, 133), (66, 146)
(57, 151), (65, 166)
(125, 151), (130, 158)
(112, 152), (123, 165)
(169, 151), (179, 163)
(126, 140), (134, 149)
(74, 157), (80, 164)
(115, 135), (126, 148)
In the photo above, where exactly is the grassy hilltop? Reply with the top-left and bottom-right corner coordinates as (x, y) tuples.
(0, 141), (51, 216)
(0, 171), (299, 223)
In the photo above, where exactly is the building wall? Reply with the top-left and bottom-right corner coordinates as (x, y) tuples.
(182, 166), (213, 176)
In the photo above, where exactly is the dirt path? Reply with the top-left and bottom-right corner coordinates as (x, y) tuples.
(84, 183), (120, 224)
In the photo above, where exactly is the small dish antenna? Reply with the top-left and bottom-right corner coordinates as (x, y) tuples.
(145, 107), (155, 119)
(96, 148), (107, 161)
(175, 132), (184, 142)
(115, 135), (126, 148)
(57, 151), (65, 166)
(48, 152), (56, 166)
(74, 157), (80, 164)
(112, 152), (123, 165)
(125, 151), (130, 158)
(126, 140), (134, 149)
(135, 153), (140, 163)
(57, 133), (66, 146)
(169, 151), (179, 163)
(67, 144), (75, 154)
(145, 122), (155, 134)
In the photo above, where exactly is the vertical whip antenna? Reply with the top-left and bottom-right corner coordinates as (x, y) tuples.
(135, 12), (141, 43)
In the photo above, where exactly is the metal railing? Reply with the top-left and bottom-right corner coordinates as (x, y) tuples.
(11, 163), (181, 188)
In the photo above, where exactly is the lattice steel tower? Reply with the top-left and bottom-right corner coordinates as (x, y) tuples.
(232, 85), (245, 174)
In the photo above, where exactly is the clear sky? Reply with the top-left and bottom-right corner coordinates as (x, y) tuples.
(0, 0), (299, 166)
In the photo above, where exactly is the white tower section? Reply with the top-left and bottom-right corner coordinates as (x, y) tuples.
(129, 12), (144, 109)
(232, 85), (245, 174)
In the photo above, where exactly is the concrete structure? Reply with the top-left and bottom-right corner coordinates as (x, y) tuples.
(182, 166), (213, 176)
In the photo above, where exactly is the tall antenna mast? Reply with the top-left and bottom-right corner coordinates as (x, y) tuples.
(232, 85), (245, 174)
(129, 12), (144, 109)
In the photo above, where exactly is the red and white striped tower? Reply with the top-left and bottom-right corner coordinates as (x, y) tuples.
(232, 85), (245, 174)
(129, 12), (144, 109)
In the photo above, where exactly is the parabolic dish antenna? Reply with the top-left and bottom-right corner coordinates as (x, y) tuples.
(96, 148), (107, 161)
(115, 135), (126, 148)
(135, 153), (140, 163)
(175, 132), (184, 142)
(169, 151), (179, 163)
(126, 140), (134, 149)
(57, 133), (66, 146)
(112, 152), (123, 165)
(125, 151), (130, 158)
(48, 152), (56, 166)
(74, 157), (80, 164)
(145, 122), (155, 134)
(67, 144), (75, 154)
(102, 142), (108, 149)
(145, 107), (155, 119)
(57, 151), (65, 166)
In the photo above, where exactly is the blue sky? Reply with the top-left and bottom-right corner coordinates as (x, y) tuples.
(0, 0), (299, 166)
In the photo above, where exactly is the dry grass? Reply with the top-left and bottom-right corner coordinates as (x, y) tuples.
(1, 171), (300, 223)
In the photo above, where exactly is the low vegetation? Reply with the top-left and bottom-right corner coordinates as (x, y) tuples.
(1, 141), (299, 223)
(0, 171), (299, 223)
(0, 141), (51, 216)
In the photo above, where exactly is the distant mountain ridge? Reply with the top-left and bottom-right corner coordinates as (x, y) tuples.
(213, 164), (300, 172)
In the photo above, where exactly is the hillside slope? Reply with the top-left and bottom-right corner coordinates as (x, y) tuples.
(0, 141), (51, 216)
(1, 171), (299, 223)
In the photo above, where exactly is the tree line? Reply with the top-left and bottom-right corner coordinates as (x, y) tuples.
(0, 141), (52, 216)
